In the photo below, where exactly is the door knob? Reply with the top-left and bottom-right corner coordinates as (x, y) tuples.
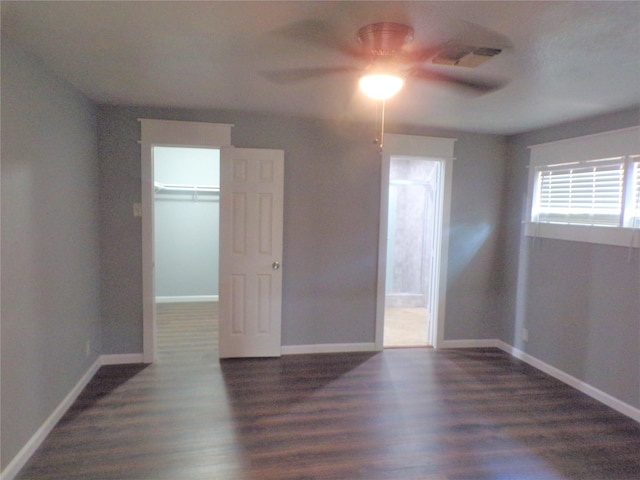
(272, 261), (280, 270)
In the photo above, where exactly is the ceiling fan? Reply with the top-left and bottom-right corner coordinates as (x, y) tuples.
(263, 21), (506, 99)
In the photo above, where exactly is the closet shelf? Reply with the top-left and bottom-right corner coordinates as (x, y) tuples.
(154, 182), (219, 193)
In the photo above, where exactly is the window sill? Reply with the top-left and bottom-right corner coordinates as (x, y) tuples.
(524, 222), (640, 248)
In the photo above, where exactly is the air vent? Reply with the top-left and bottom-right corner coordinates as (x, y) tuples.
(432, 43), (501, 68)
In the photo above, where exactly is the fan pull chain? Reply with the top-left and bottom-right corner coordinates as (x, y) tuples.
(373, 99), (386, 150)
(380, 99), (386, 149)
(373, 100), (381, 146)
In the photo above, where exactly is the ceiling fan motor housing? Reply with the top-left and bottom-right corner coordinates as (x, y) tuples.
(357, 22), (414, 57)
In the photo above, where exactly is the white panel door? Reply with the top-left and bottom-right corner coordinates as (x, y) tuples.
(219, 148), (284, 358)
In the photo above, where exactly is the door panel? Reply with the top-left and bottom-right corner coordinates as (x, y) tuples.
(219, 148), (284, 358)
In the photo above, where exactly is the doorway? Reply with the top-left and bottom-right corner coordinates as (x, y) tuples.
(141, 119), (284, 362)
(384, 158), (440, 347)
(383, 156), (440, 348)
(374, 133), (454, 351)
(153, 146), (220, 359)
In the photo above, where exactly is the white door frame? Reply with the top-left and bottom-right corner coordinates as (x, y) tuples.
(375, 134), (456, 350)
(140, 119), (233, 363)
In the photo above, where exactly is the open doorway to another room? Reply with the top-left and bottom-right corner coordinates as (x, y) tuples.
(383, 156), (441, 348)
(153, 146), (220, 361)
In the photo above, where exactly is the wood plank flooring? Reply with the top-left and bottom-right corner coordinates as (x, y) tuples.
(16, 303), (640, 479)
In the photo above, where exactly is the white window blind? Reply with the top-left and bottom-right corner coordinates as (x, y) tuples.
(628, 156), (640, 228)
(526, 126), (640, 247)
(532, 158), (624, 226)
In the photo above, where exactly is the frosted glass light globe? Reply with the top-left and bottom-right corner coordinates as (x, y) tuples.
(359, 74), (404, 100)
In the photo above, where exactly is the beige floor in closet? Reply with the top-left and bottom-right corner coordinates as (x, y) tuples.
(383, 307), (430, 348)
(156, 302), (430, 350)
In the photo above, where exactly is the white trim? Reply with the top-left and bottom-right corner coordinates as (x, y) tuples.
(138, 119), (233, 147)
(524, 222), (640, 248)
(432, 158), (453, 349)
(495, 341), (640, 423)
(281, 343), (377, 355)
(3, 341), (637, 480)
(0, 357), (102, 480)
(284, 338), (640, 422)
(141, 142), (155, 363)
(155, 295), (219, 303)
(383, 133), (457, 158)
(140, 120), (233, 364)
(438, 338), (640, 423)
(374, 150), (391, 351)
(525, 127), (640, 247)
(100, 353), (145, 365)
(439, 339), (501, 349)
(376, 134), (456, 350)
(528, 126), (640, 166)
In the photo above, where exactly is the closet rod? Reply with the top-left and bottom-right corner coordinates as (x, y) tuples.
(154, 181), (219, 193)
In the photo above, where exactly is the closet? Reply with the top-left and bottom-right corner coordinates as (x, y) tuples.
(153, 147), (220, 303)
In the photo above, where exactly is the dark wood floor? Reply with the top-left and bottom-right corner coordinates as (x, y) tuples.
(16, 303), (640, 479)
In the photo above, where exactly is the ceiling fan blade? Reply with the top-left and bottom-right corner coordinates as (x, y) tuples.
(410, 68), (506, 93)
(261, 66), (361, 84)
(401, 16), (511, 65)
(271, 20), (363, 59)
(448, 19), (512, 50)
(398, 43), (446, 64)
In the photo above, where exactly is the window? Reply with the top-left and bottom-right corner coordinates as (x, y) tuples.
(526, 127), (640, 247)
(627, 156), (640, 228)
(532, 157), (625, 227)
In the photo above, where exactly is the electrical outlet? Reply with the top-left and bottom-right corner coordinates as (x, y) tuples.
(522, 328), (529, 342)
(85, 340), (91, 357)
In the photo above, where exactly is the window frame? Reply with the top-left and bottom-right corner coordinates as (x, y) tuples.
(525, 126), (640, 248)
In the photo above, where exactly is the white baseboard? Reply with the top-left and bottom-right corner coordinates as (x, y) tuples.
(0, 353), (146, 480)
(281, 342), (378, 355)
(283, 338), (639, 423)
(494, 340), (640, 423)
(155, 295), (218, 303)
(438, 338), (639, 423)
(438, 338), (500, 349)
(4, 339), (638, 480)
(100, 353), (145, 365)
(1, 357), (102, 480)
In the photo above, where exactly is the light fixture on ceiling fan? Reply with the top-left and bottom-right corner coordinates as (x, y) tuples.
(357, 23), (411, 102)
(264, 20), (506, 146)
(358, 65), (404, 146)
(359, 73), (404, 100)
(359, 70), (403, 147)
(355, 23), (414, 146)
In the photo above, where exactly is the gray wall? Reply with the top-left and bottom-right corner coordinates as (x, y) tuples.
(154, 147), (220, 298)
(98, 106), (506, 353)
(1, 40), (101, 470)
(500, 107), (640, 409)
(3, 23), (637, 477)
(444, 132), (508, 340)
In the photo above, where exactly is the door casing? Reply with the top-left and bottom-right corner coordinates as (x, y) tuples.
(375, 134), (456, 350)
(140, 119), (233, 363)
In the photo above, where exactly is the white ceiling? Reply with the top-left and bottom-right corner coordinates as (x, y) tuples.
(2, 1), (639, 134)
